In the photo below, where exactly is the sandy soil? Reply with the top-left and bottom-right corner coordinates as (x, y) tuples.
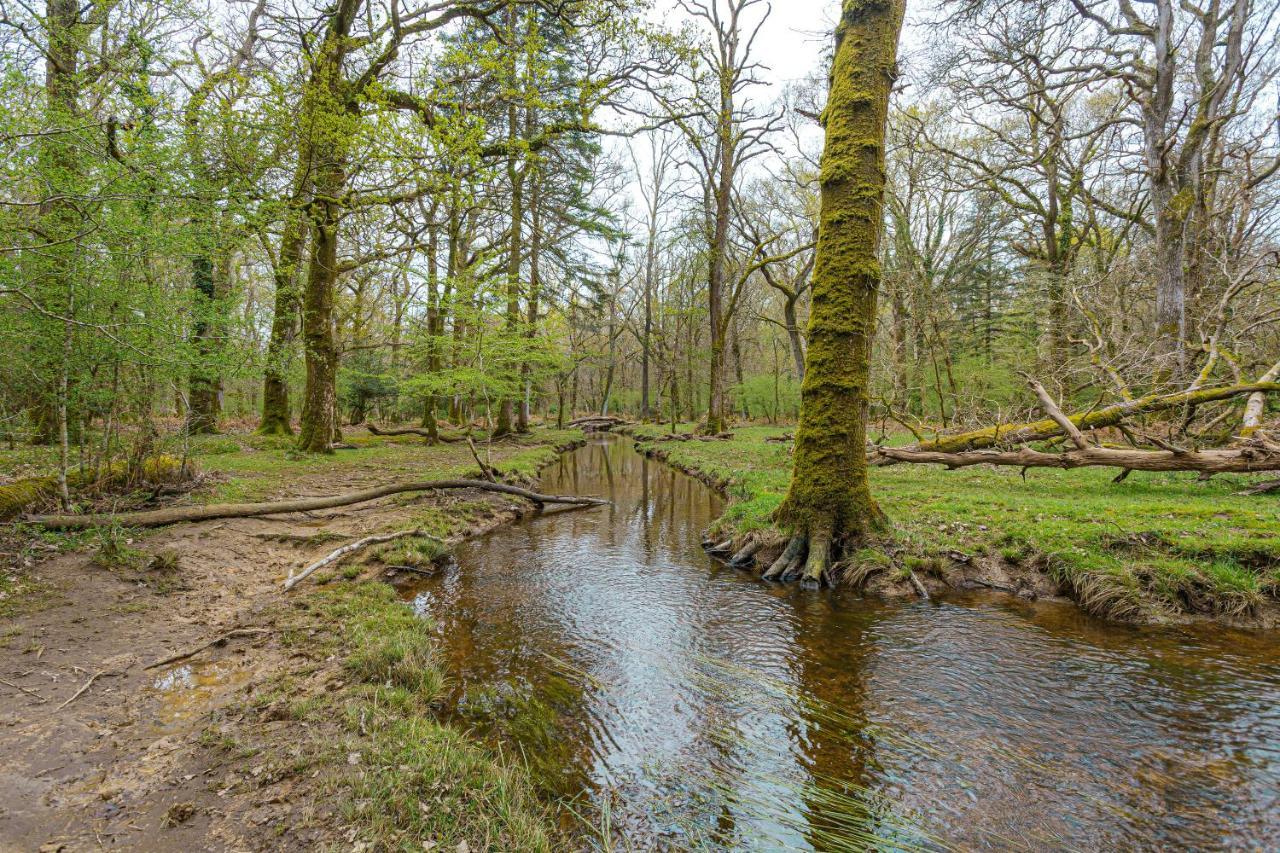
(0, 459), (540, 851)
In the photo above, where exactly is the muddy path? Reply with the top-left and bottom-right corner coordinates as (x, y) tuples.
(0, 444), (557, 851)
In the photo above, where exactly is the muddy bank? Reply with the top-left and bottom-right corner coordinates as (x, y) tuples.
(0, 431), (583, 851)
(625, 431), (1280, 631)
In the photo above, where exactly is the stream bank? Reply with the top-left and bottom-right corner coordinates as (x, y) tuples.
(623, 423), (1280, 629)
(0, 427), (582, 851)
(405, 432), (1280, 849)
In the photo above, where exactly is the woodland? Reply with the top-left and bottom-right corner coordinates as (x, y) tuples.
(1, 0), (1279, 847)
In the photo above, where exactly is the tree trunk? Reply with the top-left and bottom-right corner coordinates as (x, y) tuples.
(772, 0), (902, 584)
(297, 189), (342, 453)
(260, 173), (310, 435)
(187, 255), (222, 434)
(294, 2), (357, 453)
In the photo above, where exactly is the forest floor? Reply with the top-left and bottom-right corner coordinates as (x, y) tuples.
(626, 423), (1280, 629)
(0, 426), (581, 851)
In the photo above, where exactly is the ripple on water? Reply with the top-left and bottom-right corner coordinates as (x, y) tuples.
(399, 434), (1280, 850)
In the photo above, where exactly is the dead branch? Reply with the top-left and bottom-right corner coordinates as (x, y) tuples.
(55, 670), (106, 711)
(912, 381), (1280, 453)
(144, 627), (272, 670)
(874, 377), (1280, 477)
(364, 423), (464, 442)
(25, 479), (608, 530)
(467, 437), (498, 482)
(873, 441), (1280, 474)
(284, 529), (439, 591)
(0, 676), (47, 703)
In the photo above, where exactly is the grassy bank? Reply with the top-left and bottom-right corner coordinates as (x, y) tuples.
(628, 424), (1280, 626)
(217, 580), (559, 850)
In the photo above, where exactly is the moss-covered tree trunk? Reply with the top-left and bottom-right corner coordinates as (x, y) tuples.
(771, 0), (902, 585)
(186, 254), (222, 434)
(259, 172), (310, 436)
(295, 0), (357, 453)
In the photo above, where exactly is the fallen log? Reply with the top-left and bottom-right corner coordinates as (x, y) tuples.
(912, 381), (1280, 453)
(364, 423), (461, 442)
(25, 479), (608, 530)
(872, 379), (1280, 476)
(873, 441), (1280, 475)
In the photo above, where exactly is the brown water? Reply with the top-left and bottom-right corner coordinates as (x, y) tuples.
(402, 434), (1280, 850)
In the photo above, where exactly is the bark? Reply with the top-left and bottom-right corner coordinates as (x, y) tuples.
(27, 478), (608, 530)
(186, 255), (222, 434)
(878, 378), (1280, 475)
(294, 1), (358, 453)
(874, 441), (1280, 475)
(1240, 360), (1280, 436)
(259, 179), (310, 435)
(772, 0), (902, 582)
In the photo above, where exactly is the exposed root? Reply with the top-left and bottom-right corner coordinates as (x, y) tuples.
(801, 526), (832, 587)
(762, 535), (805, 581)
(706, 539), (734, 556)
(727, 536), (763, 568)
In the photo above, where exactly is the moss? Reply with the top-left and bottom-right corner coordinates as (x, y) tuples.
(773, 0), (903, 544)
(0, 476), (58, 518)
(0, 453), (196, 519)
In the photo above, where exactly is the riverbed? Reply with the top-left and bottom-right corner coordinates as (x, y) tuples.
(401, 433), (1280, 849)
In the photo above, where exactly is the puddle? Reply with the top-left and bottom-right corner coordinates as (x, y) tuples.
(150, 658), (252, 731)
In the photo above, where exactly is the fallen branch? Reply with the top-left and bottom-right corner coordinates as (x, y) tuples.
(365, 422), (451, 440)
(871, 377), (1280, 478)
(910, 381), (1280, 454)
(0, 676), (46, 703)
(875, 437), (1280, 474)
(144, 627), (272, 670)
(285, 529), (439, 591)
(55, 670), (105, 711)
(467, 437), (498, 482)
(26, 479), (608, 530)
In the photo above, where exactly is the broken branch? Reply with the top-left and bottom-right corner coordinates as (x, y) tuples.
(284, 529), (439, 591)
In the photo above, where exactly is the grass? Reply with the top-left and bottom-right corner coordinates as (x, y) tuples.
(194, 428), (581, 504)
(629, 423), (1280, 623)
(276, 581), (556, 851)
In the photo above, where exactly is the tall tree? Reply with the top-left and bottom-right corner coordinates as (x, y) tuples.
(770, 0), (904, 584)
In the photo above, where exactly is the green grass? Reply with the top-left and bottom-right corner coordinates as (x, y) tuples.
(630, 423), (1280, 622)
(284, 582), (555, 851)
(195, 428), (581, 504)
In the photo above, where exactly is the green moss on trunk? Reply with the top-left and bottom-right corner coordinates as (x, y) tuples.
(774, 0), (904, 549)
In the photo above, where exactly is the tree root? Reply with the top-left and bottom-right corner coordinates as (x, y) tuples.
(727, 537), (763, 568)
(801, 526), (832, 587)
(26, 479), (609, 530)
(706, 538), (734, 556)
(762, 535), (806, 581)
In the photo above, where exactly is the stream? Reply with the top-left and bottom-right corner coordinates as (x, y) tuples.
(401, 433), (1280, 850)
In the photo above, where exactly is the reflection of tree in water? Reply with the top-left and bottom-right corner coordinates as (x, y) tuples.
(402, 436), (1280, 849)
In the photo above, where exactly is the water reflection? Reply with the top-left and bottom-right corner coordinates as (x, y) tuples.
(402, 434), (1280, 849)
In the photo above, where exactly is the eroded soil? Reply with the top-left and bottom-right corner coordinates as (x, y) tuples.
(0, 443), (551, 851)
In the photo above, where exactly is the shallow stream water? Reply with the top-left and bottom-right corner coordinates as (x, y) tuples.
(401, 433), (1280, 850)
